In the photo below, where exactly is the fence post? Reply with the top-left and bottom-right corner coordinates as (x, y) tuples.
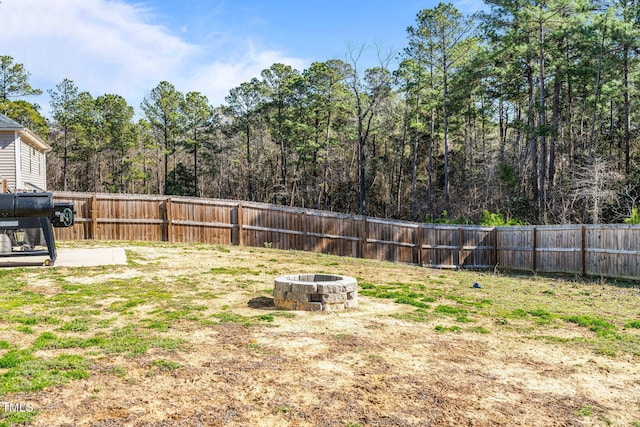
(580, 224), (586, 276)
(531, 226), (537, 273)
(236, 202), (244, 247)
(165, 197), (172, 242)
(492, 227), (498, 269)
(360, 217), (368, 259)
(91, 193), (98, 240)
(458, 227), (464, 269)
(302, 211), (308, 252)
(414, 223), (423, 266)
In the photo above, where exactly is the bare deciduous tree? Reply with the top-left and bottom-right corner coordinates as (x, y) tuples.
(571, 157), (623, 224)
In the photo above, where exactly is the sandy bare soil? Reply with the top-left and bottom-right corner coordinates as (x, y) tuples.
(5, 244), (640, 426)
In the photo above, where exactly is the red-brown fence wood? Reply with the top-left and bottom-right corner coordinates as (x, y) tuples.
(170, 197), (236, 244)
(304, 210), (362, 258)
(52, 192), (640, 281)
(496, 226), (533, 271)
(366, 218), (417, 264)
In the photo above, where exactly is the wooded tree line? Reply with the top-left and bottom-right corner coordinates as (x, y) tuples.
(1, 0), (638, 224)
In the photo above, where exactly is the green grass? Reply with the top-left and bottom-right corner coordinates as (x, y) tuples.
(435, 305), (468, 316)
(16, 326), (34, 334)
(435, 325), (462, 333)
(0, 408), (39, 427)
(151, 359), (183, 371)
(211, 312), (249, 324)
(208, 266), (260, 275)
(575, 405), (594, 417)
(272, 311), (296, 318)
(60, 318), (92, 332)
(100, 325), (182, 355)
(562, 315), (616, 335)
(393, 295), (431, 308)
(1, 352), (89, 394)
(210, 311), (277, 326)
(246, 342), (261, 351)
(625, 320), (640, 329)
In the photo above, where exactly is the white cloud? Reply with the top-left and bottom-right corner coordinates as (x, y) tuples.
(0, 0), (306, 114)
(185, 46), (309, 105)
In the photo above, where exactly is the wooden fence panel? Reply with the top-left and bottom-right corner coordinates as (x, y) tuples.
(422, 225), (459, 268)
(365, 218), (416, 264)
(535, 226), (582, 274)
(585, 225), (640, 280)
(496, 227), (533, 271)
(241, 203), (305, 250)
(461, 227), (495, 268)
(95, 194), (166, 241)
(304, 210), (361, 257)
(170, 197), (236, 245)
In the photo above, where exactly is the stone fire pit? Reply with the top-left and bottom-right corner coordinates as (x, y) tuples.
(273, 274), (358, 312)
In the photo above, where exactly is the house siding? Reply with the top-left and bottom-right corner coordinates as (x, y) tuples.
(20, 138), (47, 191)
(0, 132), (17, 190)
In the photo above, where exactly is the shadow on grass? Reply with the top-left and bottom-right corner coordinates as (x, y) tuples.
(248, 296), (275, 309)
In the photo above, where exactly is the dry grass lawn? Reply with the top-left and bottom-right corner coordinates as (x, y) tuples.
(1, 241), (639, 426)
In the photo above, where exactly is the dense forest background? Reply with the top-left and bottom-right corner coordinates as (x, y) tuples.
(1, 1), (639, 225)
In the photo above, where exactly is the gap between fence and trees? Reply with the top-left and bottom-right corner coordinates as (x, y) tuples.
(52, 192), (640, 282)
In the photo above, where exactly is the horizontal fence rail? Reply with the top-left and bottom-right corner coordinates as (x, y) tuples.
(52, 192), (640, 281)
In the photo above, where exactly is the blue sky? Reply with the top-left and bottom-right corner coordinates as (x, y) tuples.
(0, 0), (485, 116)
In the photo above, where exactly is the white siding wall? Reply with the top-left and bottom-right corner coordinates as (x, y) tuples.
(20, 138), (47, 190)
(0, 132), (17, 190)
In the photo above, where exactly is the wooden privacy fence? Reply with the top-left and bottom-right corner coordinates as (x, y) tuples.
(52, 192), (640, 281)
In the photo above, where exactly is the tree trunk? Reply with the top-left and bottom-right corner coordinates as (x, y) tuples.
(527, 63), (539, 218)
(357, 96), (367, 216)
(246, 124), (253, 201)
(279, 108), (287, 206)
(538, 21), (547, 223)
(442, 63), (450, 212)
(428, 106), (435, 221)
(410, 88), (420, 220)
(623, 44), (630, 177)
(549, 61), (560, 199)
(62, 126), (68, 192)
(498, 100), (506, 165)
(393, 88), (408, 217)
(193, 129), (199, 197)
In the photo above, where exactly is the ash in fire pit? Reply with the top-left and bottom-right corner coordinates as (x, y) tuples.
(273, 274), (358, 312)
